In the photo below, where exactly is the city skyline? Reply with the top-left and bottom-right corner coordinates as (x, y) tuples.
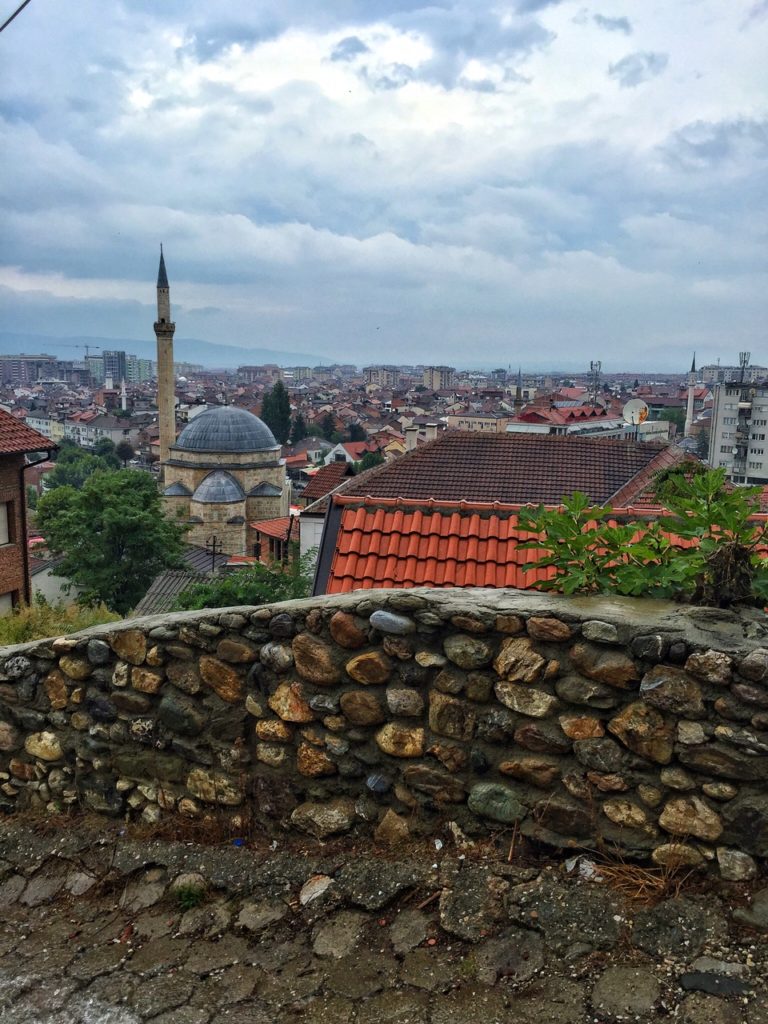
(1, 0), (766, 369)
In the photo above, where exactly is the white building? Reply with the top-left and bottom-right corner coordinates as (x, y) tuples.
(709, 381), (768, 484)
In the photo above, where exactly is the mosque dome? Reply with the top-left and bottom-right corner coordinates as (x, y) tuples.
(175, 406), (278, 453)
(191, 470), (246, 504)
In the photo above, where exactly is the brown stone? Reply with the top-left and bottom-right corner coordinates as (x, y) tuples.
(428, 743), (468, 772)
(375, 723), (425, 758)
(443, 633), (495, 669)
(131, 666), (164, 694)
(24, 731), (63, 761)
(112, 662), (130, 688)
(324, 715), (347, 732)
(562, 772), (591, 800)
(526, 616), (573, 642)
(587, 772), (630, 792)
(732, 681), (768, 707)
(44, 670), (68, 710)
(339, 690), (386, 726)
(145, 645), (164, 666)
(684, 650), (732, 685)
(499, 757), (560, 787)
(559, 714), (604, 739)
(375, 809), (410, 845)
(59, 656), (92, 681)
(465, 673), (493, 702)
(329, 611), (368, 649)
(433, 668), (465, 694)
(602, 799), (650, 830)
(383, 636), (414, 660)
(402, 765), (465, 802)
(493, 637), (546, 683)
(10, 759), (36, 780)
(255, 720), (293, 743)
(186, 768), (242, 805)
(166, 661), (201, 695)
(738, 649), (768, 682)
(291, 797), (357, 838)
(293, 634), (340, 684)
(108, 630), (147, 666)
(659, 796), (723, 841)
(257, 743), (288, 767)
(607, 702), (674, 764)
(678, 743), (767, 781)
(570, 642), (639, 688)
(268, 682), (315, 723)
(0, 721), (19, 752)
(495, 680), (559, 718)
(514, 721), (571, 753)
(451, 614), (489, 634)
(346, 650), (393, 685)
(640, 665), (704, 716)
(297, 742), (337, 777)
(495, 614), (525, 634)
(216, 638), (258, 663)
(199, 656), (243, 703)
(428, 691), (475, 740)
(651, 843), (705, 869)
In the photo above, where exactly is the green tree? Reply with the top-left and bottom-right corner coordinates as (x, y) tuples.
(116, 440), (136, 467)
(517, 469), (768, 608)
(319, 412), (337, 440)
(45, 445), (117, 489)
(347, 423), (366, 442)
(260, 380), (292, 443)
(357, 451), (385, 472)
(174, 547), (314, 610)
(26, 485), (38, 510)
(290, 412), (309, 445)
(37, 470), (186, 615)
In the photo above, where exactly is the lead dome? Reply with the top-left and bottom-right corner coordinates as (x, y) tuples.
(175, 406), (278, 453)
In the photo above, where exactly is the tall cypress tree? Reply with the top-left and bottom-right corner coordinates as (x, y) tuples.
(260, 380), (292, 443)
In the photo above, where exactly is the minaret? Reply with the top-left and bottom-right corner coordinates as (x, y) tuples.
(120, 378), (127, 413)
(684, 352), (696, 437)
(514, 367), (524, 415)
(153, 246), (176, 478)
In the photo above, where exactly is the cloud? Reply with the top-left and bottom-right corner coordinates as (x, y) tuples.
(330, 35), (370, 62)
(608, 51), (668, 88)
(593, 13), (632, 34)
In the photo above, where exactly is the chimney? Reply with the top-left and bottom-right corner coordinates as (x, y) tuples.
(425, 422), (438, 442)
(405, 425), (418, 451)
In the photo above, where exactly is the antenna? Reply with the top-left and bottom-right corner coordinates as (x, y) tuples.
(590, 360), (602, 406)
(739, 351), (751, 383)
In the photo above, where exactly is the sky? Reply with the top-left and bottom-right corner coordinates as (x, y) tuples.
(0, 0), (766, 371)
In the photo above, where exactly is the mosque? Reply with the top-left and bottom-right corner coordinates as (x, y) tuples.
(153, 252), (290, 557)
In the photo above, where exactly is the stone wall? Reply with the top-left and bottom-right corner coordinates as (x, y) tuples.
(1, 590), (767, 872)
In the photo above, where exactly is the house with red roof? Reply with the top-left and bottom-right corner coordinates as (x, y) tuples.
(311, 431), (692, 595)
(0, 408), (57, 613)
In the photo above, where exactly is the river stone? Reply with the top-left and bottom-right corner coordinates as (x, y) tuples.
(330, 611), (368, 649)
(369, 610), (416, 635)
(132, 666), (164, 694)
(451, 613), (490, 634)
(340, 690), (386, 726)
(660, 766), (697, 790)
(24, 731), (63, 761)
(570, 642), (639, 688)
(428, 691), (475, 740)
(717, 848), (758, 880)
(108, 630), (147, 665)
(297, 742), (337, 776)
(514, 721), (571, 754)
(346, 651), (392, 685)
(495, 613), (525, 634)
(558, 714), (603, 740)
(43, 670), (68, 710)
(493, 636), (545, 682)
(0, 721), (19, 752)
(443, 634), (494, 670)
(581, 620), (620, 644)
(678, 743), (767, 781)
(402, 765), (465, 802)
(269, 681), (315, 722)
(433, 667), (465, 695)
(702, 781), (738, 800)
(495, 681), (559, 718)
(158, 693), (206, 736)
(659, 796), (723, 841)
(259, 641), (294, 673)
(255, 719), (293, 742)
(525, 616), (572, 642)
(631, 634), (667, 661)
(640, 665), (704, 716)
(415, 650), (447, 668)
(375, 723), (425, 758)
(386, 687), (424, 717)
(720, 793), (768, 856)
(651, 843), (705, 868)
(555, 674), (619, 709)
(186, 768), (242, 805)
(59, 656), (92, 681)
(292, 633), (340, 684)
(732, 681), (768, 707)
(468, 782), (524, 823)
(86, 639), (111, 665)
(685, 650), (732, 684)
(216, 638), (258, 663)
(602, 799), (650, 830)
(291, 797), (357, 838)
(608, 702), (674, 763)
(499, 756), (560, 787)
(199, 656), (242, 702)
(0, 655), (32, 679)
(738, 648), (768, 681)
(529, 793), (593, 839)
(163, 661), (199, 695)
(256, 743), (288, 767)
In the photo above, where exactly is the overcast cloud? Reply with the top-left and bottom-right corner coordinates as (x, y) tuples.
(0, 0), (766, 370)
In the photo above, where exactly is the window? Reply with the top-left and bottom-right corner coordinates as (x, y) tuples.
(720, 445), (732, 453)
(723, 417), (736, 425)
(749, 461), (762, 470)
(0, 502), (12, 546)
(749, 448), (764, 456)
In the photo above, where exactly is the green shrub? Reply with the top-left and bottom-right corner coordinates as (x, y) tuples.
(0, 598), (119, 647)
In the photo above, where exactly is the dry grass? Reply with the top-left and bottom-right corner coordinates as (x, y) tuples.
(597, 857), (699, 906)
(0, 600), (118, 647)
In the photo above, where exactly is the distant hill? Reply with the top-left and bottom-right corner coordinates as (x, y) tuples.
(0, 332), (331, 369)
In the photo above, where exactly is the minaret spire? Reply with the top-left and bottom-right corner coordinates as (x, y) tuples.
(153, 246), (176, 478)
(684, 351), (697, 437)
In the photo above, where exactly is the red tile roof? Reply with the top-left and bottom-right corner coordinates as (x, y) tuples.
(336, 431), (690, 506)
(0, 410), (55, 455)
(251, 516), (295, 541)
(301, 462), (355, 503)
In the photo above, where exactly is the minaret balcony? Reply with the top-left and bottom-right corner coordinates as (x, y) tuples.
(154, 320), (176, 331)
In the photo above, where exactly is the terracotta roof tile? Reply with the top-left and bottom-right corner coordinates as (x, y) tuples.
(0, 410), (55, 455)
(301, 462), (355, 502)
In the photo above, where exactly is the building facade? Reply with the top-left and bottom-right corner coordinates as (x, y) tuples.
(709, 381), (768, 484)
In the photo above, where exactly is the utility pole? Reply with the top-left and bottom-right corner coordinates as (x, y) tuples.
(205, 534), (223, 574)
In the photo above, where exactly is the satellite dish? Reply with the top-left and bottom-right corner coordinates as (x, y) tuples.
(622, 399), (649, 425)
